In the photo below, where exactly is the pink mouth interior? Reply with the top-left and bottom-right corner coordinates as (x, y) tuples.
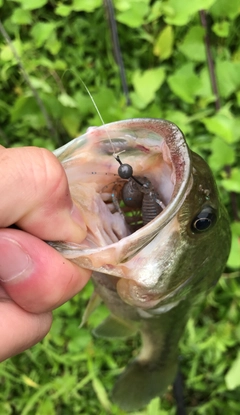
(63, 134), (176, 249)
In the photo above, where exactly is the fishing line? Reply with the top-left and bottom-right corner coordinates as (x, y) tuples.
(61, 71), (153, 227)
(62, 69), (128, 164)
(78, 77), (117, 158)
(62, 71), (146, 190)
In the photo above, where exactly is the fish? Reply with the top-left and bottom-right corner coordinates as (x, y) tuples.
(50, 118), (231, 411)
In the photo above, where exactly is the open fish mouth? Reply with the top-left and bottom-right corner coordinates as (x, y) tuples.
(54, 118), (191, 249)
(52, 119), (191, 267)
(51, 119), (193, 308)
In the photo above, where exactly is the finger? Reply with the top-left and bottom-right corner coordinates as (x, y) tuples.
(0, 287), (52, 362)
(0, 146), (86, 243)
(0, 229), (91, 313)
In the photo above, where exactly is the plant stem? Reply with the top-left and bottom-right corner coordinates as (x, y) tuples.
(199, 10), (221, 111)
(103, 0), (131, 106)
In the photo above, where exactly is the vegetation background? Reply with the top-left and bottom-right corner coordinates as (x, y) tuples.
(0, 0), (240, 413)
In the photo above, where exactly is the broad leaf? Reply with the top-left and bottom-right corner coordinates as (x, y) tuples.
(216, 60), (240, 98)
(31, 22), (56, 48)
(153, 25), (174, 60)
(221, 168), (240, 193)
(18, 0), (47, 10)
(225, 351), (240, 389)
(10, 8), (32, 24)
(202, 108), (240, 144)
(208, 137), (235, 171)
(132, 67), (165, 107)
(72, 0), (101, 12)
(163, 0), (216, 25)
(227, 223), (240, 269)
(212, 21), (230, 37)
(168, 63), (201, 103)
(210, 0), (240, 19)
(116, 1), (149, 28)
(178, 26), (206, 62)
(58, 93), (77, 108)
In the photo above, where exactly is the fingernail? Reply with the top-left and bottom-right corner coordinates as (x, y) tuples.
(0, 237), (33, 282)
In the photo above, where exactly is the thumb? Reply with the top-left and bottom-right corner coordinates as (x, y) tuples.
(0, 229), (91, 313)
(0, 146), (87, 243)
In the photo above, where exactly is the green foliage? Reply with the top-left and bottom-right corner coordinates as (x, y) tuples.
(225, 351), (240, 390)
(131, 67), (166, 108)
(0, 0), (240, 414)
(153, 25), (174, 60)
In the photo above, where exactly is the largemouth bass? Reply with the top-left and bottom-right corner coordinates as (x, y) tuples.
(51, 118), (231, 411)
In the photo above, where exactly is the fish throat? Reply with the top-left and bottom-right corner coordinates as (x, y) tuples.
(97, 142), (169, 233)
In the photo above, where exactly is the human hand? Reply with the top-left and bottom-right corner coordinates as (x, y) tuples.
(0, 146), (91, 362)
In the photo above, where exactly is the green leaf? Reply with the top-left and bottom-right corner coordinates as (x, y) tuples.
(36, 399), (55, 415)
(197, 67), (216, 103)
(0, 45), (14, 62)
(32, 138), (55, 151)
(0, 40), (22, 62)
(31, 22), (56, 48)
(41, 94), (62, 120)
(146, 397), (161, 414)
(202, 107), (240, 144)
(178, 26), (206, 62)
(46, 32), (61, 55)
(162, 0), (216, 25)
(164, 110), (192, 134)
(116, 1), (149, 28)
(227, 223), (240, 269)
(212, 21), (230, 37)
(11, 8), (32, 25)
(168, 63), (201, 103)
(10, 96), (39, 122)
(153, 25), (174, 60)
(61, 108), (81, 137)
(92, 377), (112, 412)
(221, 168), (240, 193)
(208, 137), (235, 171)
(210, 0), (240, 19)
(58, 93), (77, 108)
(55, 4), (73, 16)
(72, 0), (101, 12)
(147, 0), (163, 22)
(18, 0), (48, 10)
(132, 67), (165, 107)
(29, 77), (52, 93)
(216, 60), (240, 98)
(225, 351), (240, 389)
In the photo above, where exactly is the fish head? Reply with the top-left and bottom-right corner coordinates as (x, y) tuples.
(51, 119), (231, 312)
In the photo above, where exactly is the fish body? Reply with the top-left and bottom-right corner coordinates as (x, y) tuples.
(51, 119), (231, 411)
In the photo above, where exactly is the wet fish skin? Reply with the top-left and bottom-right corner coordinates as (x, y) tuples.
(51, 119), (231, 411)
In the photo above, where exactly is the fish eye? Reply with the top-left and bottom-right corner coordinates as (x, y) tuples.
(191, 206), (217, 233)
